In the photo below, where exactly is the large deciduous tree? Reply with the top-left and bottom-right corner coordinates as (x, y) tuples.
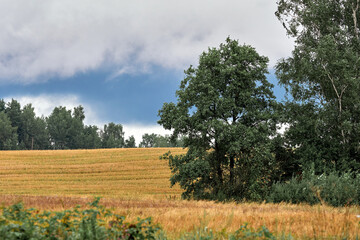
(47, 106), (74, 149)
(0, 99), (5, 112)
(139, 133), (157, 148)
(158, 37), (278, 200)
(31, 116), (49, 150)
(138, 134), (184, 148)
(47, 106), (86, 149)
(125, 135), (136, 148)
(69, 106), (86, 149)
(20, 104), (49, 150)
(101, 122), (125, 148)
(0, 111), (18, 150)
(276, 0), (360, 171)
(5, 99), (22, 146)
(81, 125), (101, 149)
(19, 104), (37, 149)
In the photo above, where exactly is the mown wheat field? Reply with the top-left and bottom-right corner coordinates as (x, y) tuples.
(0, 148), (185, 197)
(0, 148), (359, 239)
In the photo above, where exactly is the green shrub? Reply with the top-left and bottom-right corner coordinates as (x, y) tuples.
(179, 223), (291, 240)
(0, 199), (290, 239)
(0, 197), (162, 240)
(267, 170), (360, 206)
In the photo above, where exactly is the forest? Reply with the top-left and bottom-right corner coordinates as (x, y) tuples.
(0, 99), (182, 150)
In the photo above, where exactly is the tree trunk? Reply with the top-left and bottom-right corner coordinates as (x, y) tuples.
(215, 141), (223, 186)
(229, 155), (234, 184)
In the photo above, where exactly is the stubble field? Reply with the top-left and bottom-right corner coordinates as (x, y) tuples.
(0, 148), (359, 239)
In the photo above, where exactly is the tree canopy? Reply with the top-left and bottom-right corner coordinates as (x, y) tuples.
(158, 37), (278, 200)
(0, 111), (17, 150)
(101, 122), (125, 148)
(0, 100), (170, 150)
(139, 133), (183, 148)
(276, 0), (360, 171)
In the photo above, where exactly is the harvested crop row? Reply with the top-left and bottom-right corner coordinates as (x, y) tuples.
(0, 148), (185, 198)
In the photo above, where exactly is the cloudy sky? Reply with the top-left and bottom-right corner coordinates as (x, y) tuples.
(0, 0), (294, 144)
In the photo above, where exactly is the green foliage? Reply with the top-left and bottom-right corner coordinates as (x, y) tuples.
(20, 104), (49, 150)
(139, 134), (184, 148)
(159, 37), (278, 201)
(47, 106), (78, 149)
(101, 122), (125, 148)
(0, 197), (162, 240)
(179, 223), (285, 240)
(125, 135), (136, 148)
(0, 199), (297, 240)
(177, 212), (282, 240)
(139, 133), (158, 148)
(0, 98), (139, 150)
(161, 152), (213, 200)
(5, 99), (22, 139)
(268, 169), (360, 207)
(276, 0), (360, 172)
(152, 135), (183, 148)
(5, 99), (32, 149)
(0, 99), (5, 112)
(230, 224), (277, 240)
(81, 125), (102, 149)
(0, 100), (51, 150)
(0, 111), (18, 150)
(70, 106), (87, 149)
(47, 107), (125, 150)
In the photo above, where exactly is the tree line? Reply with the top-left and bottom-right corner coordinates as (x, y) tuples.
(158, 0), (360, 206)
(0, 99), (183, 150)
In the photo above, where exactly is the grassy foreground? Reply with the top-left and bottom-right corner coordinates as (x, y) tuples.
(0, 148), (359, 239)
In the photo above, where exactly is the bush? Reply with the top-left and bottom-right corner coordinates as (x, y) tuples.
(0, 197), (162, 239)
(0, 198), (292, 239)
(179, 223), (291, 240)
(267, 170), (360, 206)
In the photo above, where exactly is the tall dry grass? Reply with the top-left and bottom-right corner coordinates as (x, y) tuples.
(0, 148), (359, 238)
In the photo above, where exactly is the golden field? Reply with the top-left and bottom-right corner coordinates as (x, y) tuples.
(0, 148), (185, 197)
(0, 148), (359, 239)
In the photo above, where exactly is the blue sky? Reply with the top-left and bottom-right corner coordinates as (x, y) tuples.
(0, 0), (293, 143)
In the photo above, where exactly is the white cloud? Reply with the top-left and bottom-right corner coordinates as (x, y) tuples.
(123, 123), (171, 146)
(4, 94), (105, 127)
(0, 0), (294, 83)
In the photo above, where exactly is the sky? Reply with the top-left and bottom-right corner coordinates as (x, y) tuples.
(0, 0), (294, 144)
